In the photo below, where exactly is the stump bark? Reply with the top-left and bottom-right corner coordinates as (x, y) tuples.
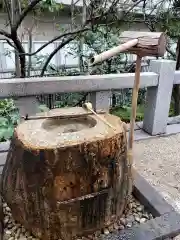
(1, 107), (132, 240)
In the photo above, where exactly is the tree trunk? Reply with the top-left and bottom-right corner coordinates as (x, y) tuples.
(173, 37), (180, 115)
(10, 0), (26, 78)
(13, 37), (26, 78)
(27, 29), (33, 77)
(15, 53), (21, 77)
(79, 0), (86, 74)
(1, 107), (131, 240)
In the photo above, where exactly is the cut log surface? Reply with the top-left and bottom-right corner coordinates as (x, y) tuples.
(120, 31), (167, 57)
(1, 107), (131, 240)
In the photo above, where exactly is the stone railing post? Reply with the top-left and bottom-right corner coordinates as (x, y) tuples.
(14, 97), (41, 117)
(143, 59), (176, 135)
(89, 91), (111, 112)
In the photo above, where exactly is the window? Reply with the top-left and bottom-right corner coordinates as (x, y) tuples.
(60, 41), (79, 66)
(33, 42), (56, 67)
(0, 40), (81, 71)
(3, 42), (15, 69)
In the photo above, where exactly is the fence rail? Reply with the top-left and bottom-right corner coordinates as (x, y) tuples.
(0, 60), (150, 109)
(0, 72), (158, 98)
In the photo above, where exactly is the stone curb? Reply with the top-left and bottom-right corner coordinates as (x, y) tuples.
(101, 170), (180, 240)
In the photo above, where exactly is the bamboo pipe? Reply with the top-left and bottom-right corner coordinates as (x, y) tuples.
(90, 39), (138, 66)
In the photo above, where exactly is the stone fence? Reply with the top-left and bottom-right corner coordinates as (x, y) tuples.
(0, 59), (178, 136)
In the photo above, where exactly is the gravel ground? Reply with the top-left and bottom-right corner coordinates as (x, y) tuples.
(134, 133), (180, 240)
(3, 196), (153, 240)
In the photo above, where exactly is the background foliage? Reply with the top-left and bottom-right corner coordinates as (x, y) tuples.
(0, 99), (20, 142)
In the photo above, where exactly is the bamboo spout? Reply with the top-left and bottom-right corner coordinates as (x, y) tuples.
(90, 39), (138, 66)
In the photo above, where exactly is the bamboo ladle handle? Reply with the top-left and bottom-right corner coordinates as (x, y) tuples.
(83, 102), (116, 131)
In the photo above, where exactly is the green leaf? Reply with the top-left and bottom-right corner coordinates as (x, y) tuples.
(8, 113), (20, 125)
(3, 127), (14, 140)
(0, 117), (8, 127)
(0, 127), (14, 141)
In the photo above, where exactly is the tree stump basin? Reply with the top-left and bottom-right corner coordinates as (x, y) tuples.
(1, 107), (132, 240)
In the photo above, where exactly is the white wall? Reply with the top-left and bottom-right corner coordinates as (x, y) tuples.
(0, 40), (79, 70)
(0, 12), (77, 41)
(0, 11), (175, 75)
(0, 12), (81, 73)
(56, 0), (83, 6)
(56, 0), (169, 14)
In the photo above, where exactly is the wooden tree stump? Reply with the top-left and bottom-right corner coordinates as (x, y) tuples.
(1, 107), (132, 240)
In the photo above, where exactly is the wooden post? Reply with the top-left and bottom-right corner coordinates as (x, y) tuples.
(128, 55), (142, 155)
(90, 31), (167, 193)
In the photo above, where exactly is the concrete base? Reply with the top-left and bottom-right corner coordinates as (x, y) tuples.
(134, 123), (180, 141)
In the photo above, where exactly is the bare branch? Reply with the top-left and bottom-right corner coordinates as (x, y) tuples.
(86, 0), (144, 25)
(145, 0), (164, 17)
(166, 46), (176, 59)
(143, 8), (176, 60)
(40, 37), (75, 76)
(40, 25), (91, 76)
(32, 15), (56, 23)
(4, 0), (12, 27)
(17, 0), (22, 15)
(13, 0), (42, 31)
(123, 0), (144, 16)
(19, 27), (90, 56)
(0, 30), (12, 39)
(4, 39), (16, 49)
(86, 0), (120, 24)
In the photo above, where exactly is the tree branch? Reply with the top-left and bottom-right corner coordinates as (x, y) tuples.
(19, 27), (90, 56)
(86, 0), (119, 24)
(86, 0), (144, 24)
(4, 0), (12, 27)
(3, 39), (16, 49)
(13, 37), (26, 77)
(123, 0), (144, 16)
(40, 37), (75, 76)
(0, 30), (12, 39)
(13, 0), (42, 31)
(166, 46), (176, 59)
(143, 9), (176, 60)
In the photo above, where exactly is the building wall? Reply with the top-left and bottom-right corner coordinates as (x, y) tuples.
(0, 12), (81, 73)
(0, 12), (170, 75)
(0, 12), (76, 41)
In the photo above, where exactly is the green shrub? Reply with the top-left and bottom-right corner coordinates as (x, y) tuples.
(0, 99), (20, 142)
(111, 105), (144, 123)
